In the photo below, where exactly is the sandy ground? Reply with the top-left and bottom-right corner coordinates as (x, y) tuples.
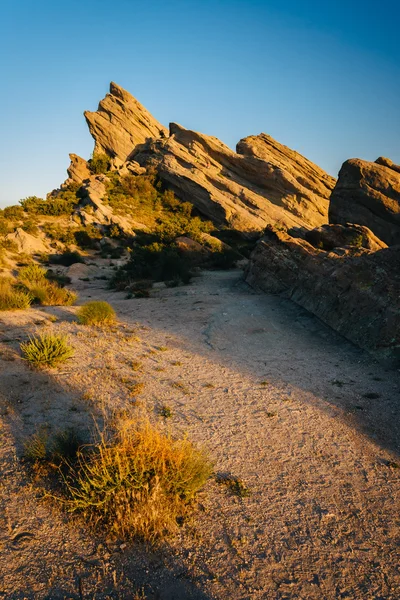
(0, 266), (399, 599)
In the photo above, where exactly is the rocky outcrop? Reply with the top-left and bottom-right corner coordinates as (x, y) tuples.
(66, 154), (91, 186)
(6, 228), (48, 254)
(329, 158), (400, 246)
(246, 226), (400, 363)
(84, 82), (168, 162)
(132, 122), (333, 234)
(73, 175), (146, 234)
(303, 223), (387, 252)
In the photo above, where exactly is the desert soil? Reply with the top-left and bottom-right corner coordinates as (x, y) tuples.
(0, 265), (399, 600)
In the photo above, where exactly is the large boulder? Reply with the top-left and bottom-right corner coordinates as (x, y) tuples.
(84, 82), (168, 162)
(245, 226), (400, 363)
(132, 122), (334, 234)
(329, 158), (400, 246)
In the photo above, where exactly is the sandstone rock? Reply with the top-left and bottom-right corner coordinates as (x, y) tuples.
(304, 223), (387, 252)
(329, 158), (400, 245)
(66, 154), (91, 185)
(246, 226), (400, 363)
(132, 122), (333, 234)
(84, 82), (168, 162)
(6, 228), (48, 254)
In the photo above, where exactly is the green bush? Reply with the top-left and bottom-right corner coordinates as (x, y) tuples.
(0, 278), (33, 310)
(111, 243), (193, 290)
(89, 153), (111, 174)
(21, 220), (39, 236)
(60, 419), (211, 542)
(18, 264), (47, 285)
(77, 301), (116, 326)
(20, 188), (80, 216)
(49, 251), (85, 266)
(20, 333), (74, 368)
(42, 224), (77, 245)
(3, 205), (24, 221)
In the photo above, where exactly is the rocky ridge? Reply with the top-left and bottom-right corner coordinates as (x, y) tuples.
(80, 83), (335, 233)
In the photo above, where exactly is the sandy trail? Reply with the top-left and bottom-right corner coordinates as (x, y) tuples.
(0, 268), (399, 599)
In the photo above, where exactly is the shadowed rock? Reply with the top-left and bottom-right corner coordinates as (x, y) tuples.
(246, 226), (399, 363)
(329, 158), (400, 245)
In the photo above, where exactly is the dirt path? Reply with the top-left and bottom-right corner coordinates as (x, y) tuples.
(0, 268), (399, 599)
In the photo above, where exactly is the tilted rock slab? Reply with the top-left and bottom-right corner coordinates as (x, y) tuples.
(329, 157), (400, 246)
(245, 226), (399, 363)
(132, 122), (334, 234)
(84, 82), (168, 162)
(66, 153), (91, 186)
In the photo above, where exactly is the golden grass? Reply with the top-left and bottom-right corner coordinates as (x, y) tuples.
(60, 419), (211, 542)
(77, 301), (116, 326)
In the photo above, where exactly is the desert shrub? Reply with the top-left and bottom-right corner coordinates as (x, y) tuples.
(111, 243), (193, 290)
(23, 426), (84, 465)
(208, 248), (240, 269)
(18, 265), (77, 306)
(3, 205), (24, 221)
(60, 419), (211, 542)
(77, 301), (116, 326)
(0, 278), (33, 310)
(49, 250), (85, 266)
(20, 188), (80, 216)
(74, 225), (102, 249)
(21, 333), (74, 368)
(28, 282), (77, 306)
(21, 220), (39, 236)
(0, 220), (10, 237)
(18, 264), (47, 285)
(89, 153), (110, 174)
(42, 224), (77, 245)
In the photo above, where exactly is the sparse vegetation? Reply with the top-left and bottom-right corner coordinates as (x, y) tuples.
(77, 301), (116, 326)
(89, 153), (111, 174)
(20, 333), (74, 368)
(17, 264), (77, 306)
(0, 278), (33, 310)
(216, 473), (250, 498)
(59, 419), (211, 542)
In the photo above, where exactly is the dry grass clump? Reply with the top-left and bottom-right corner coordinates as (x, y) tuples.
(0, 277), (33, 310)
(18, 264), (77, 306)
(21, 333), (74, 368)
(61, 419), (211, 542)
(77, 301), (116, 326)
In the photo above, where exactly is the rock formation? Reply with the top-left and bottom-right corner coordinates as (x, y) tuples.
(84, 82), (168, 162)
(77, 83), (336, 234)
(6, 228), (48, 254)
(132, 122), (333, 233)
(329, 158), (400, 246)
(246, 226), (399, 363)
(66, 154), (91, 186)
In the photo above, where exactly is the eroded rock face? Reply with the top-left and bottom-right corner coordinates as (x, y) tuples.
(329, 158), (400, 246)
(6, 228), (48, 254)
(245, 227), (400, 363)
(84, 82), (168, 162)
(66, 154), (91, 186)
(303, 223), (387, 252)
(132, 122), (333, 234)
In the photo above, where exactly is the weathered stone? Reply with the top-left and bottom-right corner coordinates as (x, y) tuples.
(66, 154), (91, 185)
(132, 122), (333, 234)
(246, 226), (400, 363)
(329, 158), (400, 245)
(84, 82), (168, 162)
(6, 228), (48, 254)
(304, 223), (387, 252)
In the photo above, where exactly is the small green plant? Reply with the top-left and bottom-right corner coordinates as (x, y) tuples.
(77, 301), (116, 326)
(20, 333), (74, 368)
(159, 405), (173, 418)
(23, 429), (49, 462)
(215, 473), (250, 498)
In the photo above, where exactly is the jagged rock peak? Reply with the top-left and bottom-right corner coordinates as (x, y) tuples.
(84, 82), (168, 162)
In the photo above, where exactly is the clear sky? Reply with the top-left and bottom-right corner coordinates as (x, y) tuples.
(0, 0), (399, 207)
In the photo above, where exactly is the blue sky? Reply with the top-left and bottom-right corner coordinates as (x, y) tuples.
(0, 0), (399, 206)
